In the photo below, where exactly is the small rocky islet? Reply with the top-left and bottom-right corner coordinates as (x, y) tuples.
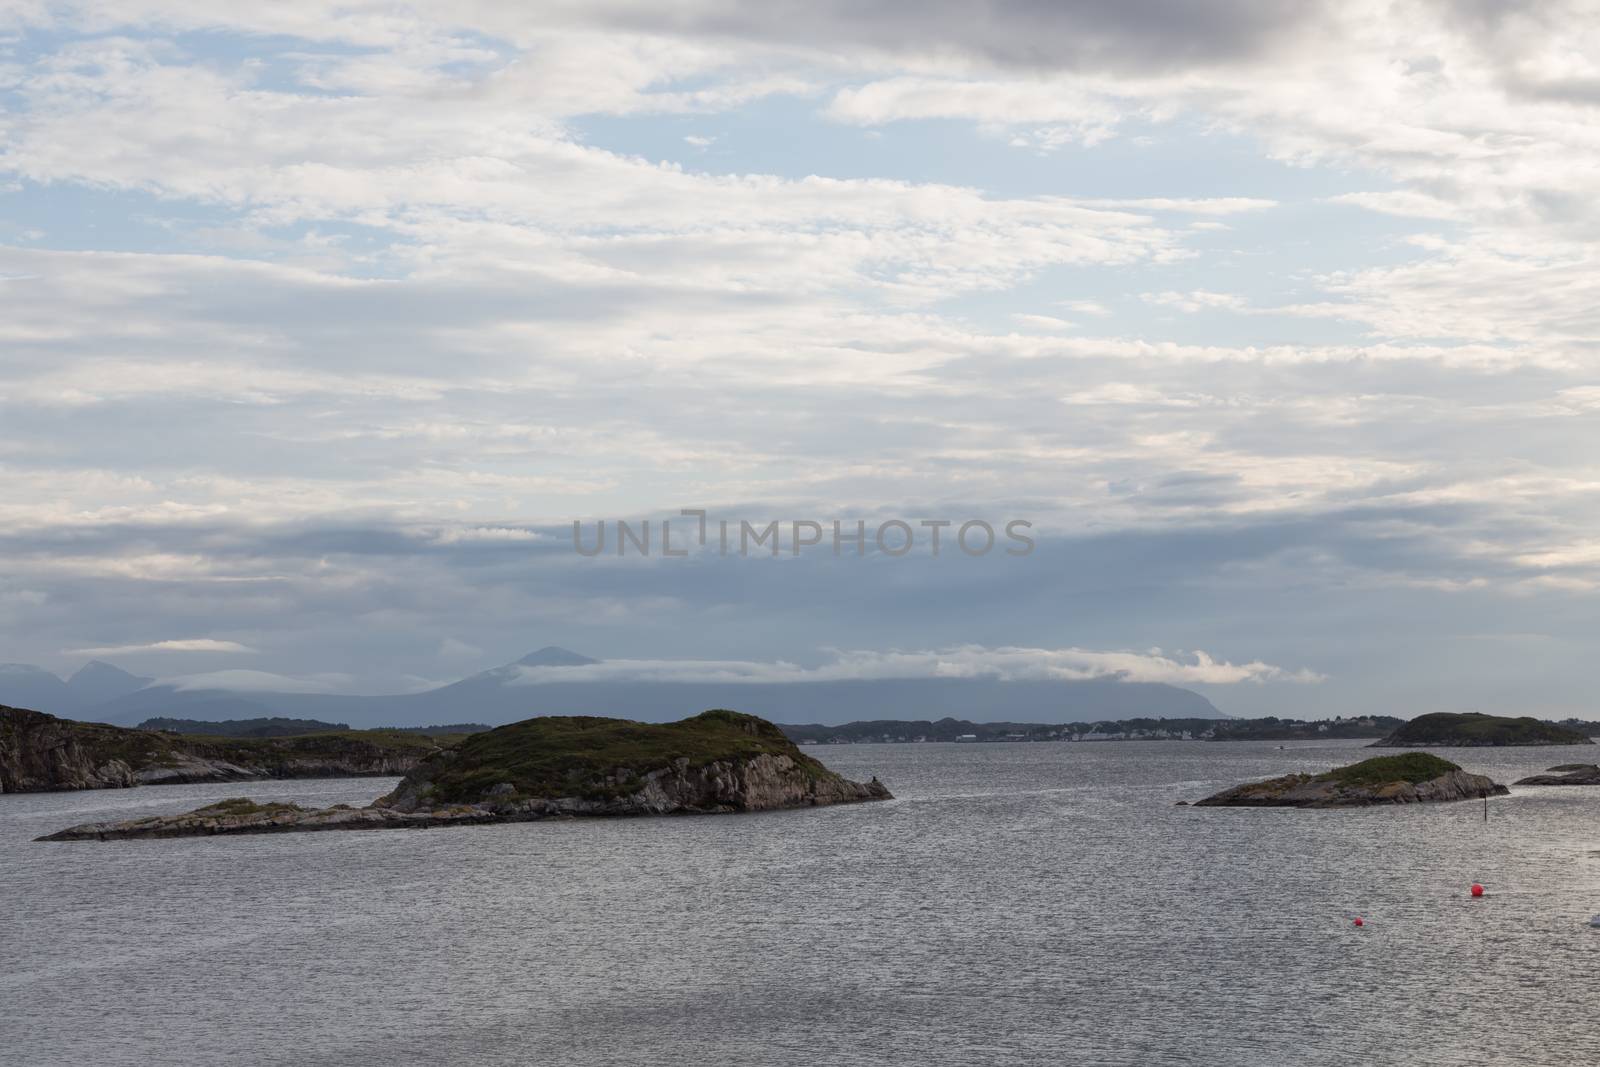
(1193, 753), (1508, 808)
(36, 710), (892, 841)
(1513, 763), (1600, 786)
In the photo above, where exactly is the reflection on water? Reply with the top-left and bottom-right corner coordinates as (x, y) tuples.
(6, 740), (1600, 1066)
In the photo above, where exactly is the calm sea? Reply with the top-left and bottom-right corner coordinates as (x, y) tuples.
(5, 740), (1600, 1066)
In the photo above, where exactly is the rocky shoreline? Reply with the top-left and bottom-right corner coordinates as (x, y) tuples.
(36, 798), (497, 840)
(1513, 763), (1600, 786)
(1194, 754), (1508, 808)
(36, 711), (893, 841)
(1, 705), (454, 794)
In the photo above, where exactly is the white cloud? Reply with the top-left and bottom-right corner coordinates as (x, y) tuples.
(438, 637), (483, 660)
(1076, 198), (1277, 217)
(1012, 313), (1074, 331)
(67, 638), (256, 655)
(828, 77), (1124, 146)
(1141, 290), (1249, 313)
(505, 645), (1323, 687)
(423, 526), (544, 545)
(156, 669), (336, 693)
(1290, 234), (1600, 348)
(0, 2), (1598, 716)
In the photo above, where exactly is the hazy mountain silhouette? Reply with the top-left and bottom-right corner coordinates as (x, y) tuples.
(57, 646), (1226, 728)
(0, 663), (77, 712)
(516, 646), (599, 667)
(65, 661), (152, 706)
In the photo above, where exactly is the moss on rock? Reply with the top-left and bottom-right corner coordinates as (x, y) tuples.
(399, 709), (835, 805)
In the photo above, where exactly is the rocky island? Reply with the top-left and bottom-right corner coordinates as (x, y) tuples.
(1, 705), (461, 793)
(1513, 763), (1600, 786)
(1194, 753), (1508, 808)
(36, 710), (892, 841)
(1371, 711), (1591, 748)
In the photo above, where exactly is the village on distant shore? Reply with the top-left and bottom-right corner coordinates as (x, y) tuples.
(783, 715), (1401, 745)
(782, 713), (1600, 746)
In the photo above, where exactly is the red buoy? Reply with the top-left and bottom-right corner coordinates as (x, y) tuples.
(1353, 917), (1364, 927)
(1471, 884), (1485, 897)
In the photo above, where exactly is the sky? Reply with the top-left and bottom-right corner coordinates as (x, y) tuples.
(2, 1), (1599, 718)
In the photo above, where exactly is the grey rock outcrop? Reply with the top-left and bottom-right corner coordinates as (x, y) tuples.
(1, 707), (153, 792)
(1196, 768), (1507, 808)
(36, 799), (498, 841)
(2, 705), (445, 794)
(383, 751), (889, 817)
(37, 711), (893, 841)
(1514, 763), (1600, 786)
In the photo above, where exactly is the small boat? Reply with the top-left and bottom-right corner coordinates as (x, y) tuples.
(1589, 915), (1600, 928)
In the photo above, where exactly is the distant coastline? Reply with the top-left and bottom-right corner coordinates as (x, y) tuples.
(779, 715), (1414, 745)
(12, 704), (1600, 800)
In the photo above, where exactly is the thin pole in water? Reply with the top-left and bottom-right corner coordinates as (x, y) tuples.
(1483, 795), (1488, 822)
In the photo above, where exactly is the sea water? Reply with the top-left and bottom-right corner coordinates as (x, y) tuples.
(5, 740), (1600, 1066)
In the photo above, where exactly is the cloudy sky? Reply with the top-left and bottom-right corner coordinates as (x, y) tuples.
(2, 1), (1599, 717)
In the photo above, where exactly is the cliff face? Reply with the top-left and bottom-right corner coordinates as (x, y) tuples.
(2, 706), (184, 792)
(194, 736), (443, 782)
(381, 749), (889, 817)
(0, 705), (448, 794)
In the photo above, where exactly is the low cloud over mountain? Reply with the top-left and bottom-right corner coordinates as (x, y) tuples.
(0, 643), (1306, 727)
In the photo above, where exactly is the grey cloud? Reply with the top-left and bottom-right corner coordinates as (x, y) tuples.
(4, 6), (1600, 725)
(579, 1), (1332, 75)
(0, 497), (1586, 719)
(1505, 75), (1600, 105)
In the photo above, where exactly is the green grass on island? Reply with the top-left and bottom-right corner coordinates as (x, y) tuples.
(412, 709), (832, 804)
(193, 798), (310, 818)
(1315, 752), (1461, 787)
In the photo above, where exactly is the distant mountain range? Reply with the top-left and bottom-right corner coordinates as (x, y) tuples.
(0, 647), (1226, 728)
(0, 661), (152, 714)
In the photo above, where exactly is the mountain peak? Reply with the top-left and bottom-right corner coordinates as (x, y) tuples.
(515, 647), (598, 667)
(0, 663), (74, 713)
(66, 660), (154, 706)
(69, 660), (149, 684)
(1, 662), (60, 677)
